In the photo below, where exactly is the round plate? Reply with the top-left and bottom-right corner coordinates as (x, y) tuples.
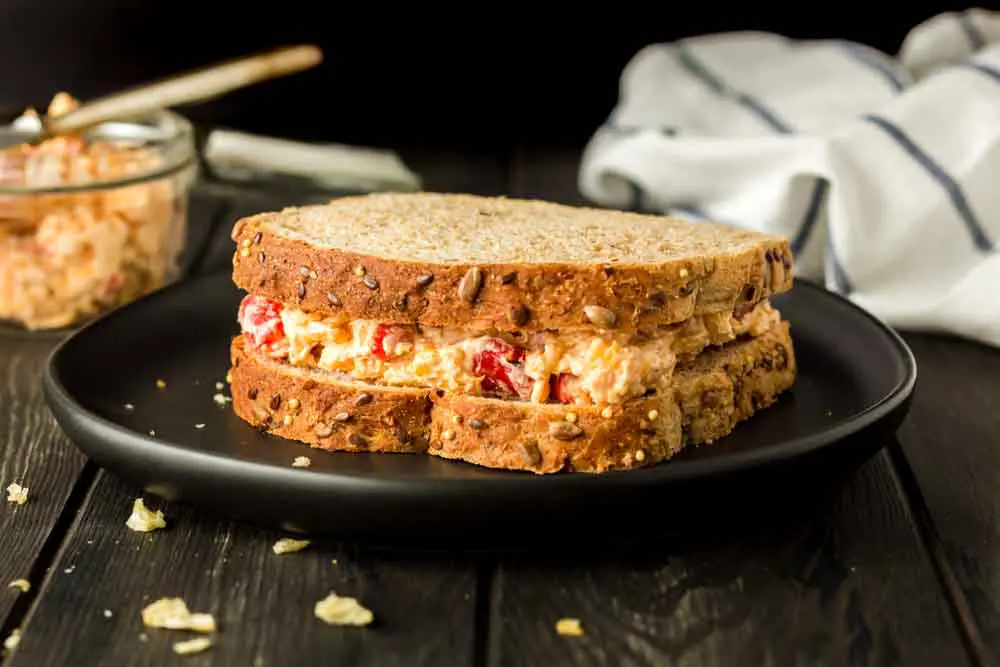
(43, 273), (917, 548)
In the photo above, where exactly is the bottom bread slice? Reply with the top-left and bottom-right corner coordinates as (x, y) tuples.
(229, 321), (796, 474)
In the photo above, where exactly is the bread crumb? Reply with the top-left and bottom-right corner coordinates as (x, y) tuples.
(126, 498), (167, 532)
(314, 591), (374, 627)
(647, 409), (659, 421)
(155, 379), (167, 389)
(225, 371), (232, 384)
(556, 618), (584, 637)
(3, 628), (20, 651)
(8, 579), (29, 593)
(6, 483), (28, 505)
(173, 637), (213, 655)
(292, 456), (312, 468)
(272, 538), (311, 555)
(287, 398), (301, 410)
(141, 598), (216, 633)
(194, 424), (205, 430)
(124, 403), (135, 411)
(212, 393), (232, 406)
(103, 609), (113, 618)
(215, 382), (224, 391)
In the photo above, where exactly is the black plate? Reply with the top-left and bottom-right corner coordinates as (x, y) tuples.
(43, 273), (917, 548)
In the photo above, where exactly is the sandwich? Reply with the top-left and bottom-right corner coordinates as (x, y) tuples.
(227, 192), (797, 474)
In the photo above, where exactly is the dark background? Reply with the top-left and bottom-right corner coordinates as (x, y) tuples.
(0, 3), (979, 150)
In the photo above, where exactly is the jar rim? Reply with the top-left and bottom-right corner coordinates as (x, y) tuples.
(0, 109), (197, 196)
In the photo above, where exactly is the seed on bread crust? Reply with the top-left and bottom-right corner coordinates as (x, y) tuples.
(333, 411), (352, 423)
(353, 266), (366, 277)
(348, 433), (368, 447)
(549, 421), (583, 440)
(253, 231), (262, 245)
(362, 275), (379, 290)
(355, 393), (374, 406)
(258, 252), (266, 264)
(327, 292), (342, 307)
(468, 418), (485, 430)
(248, 388), (258, 400)
(395, 294), (409, 312)
(416, 274), (434, 289)
(297, 282), (306, 299)
(583, 305), (616, 329)
(500, 271), (517, 285)
(509, 304), (530, 327)
(270, 395), (282, 410)
(458, 267), (484, 304)
(299, 266), (311, 278)
(442, 429), (456, 441)
(518, 441), (541, 465)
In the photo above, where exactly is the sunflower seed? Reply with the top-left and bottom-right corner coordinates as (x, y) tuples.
(583, 305), (616, 328)
(549, 421), (583, 440)
(416, 274), (434, 288)
(509, 304), (530, 327)
(362, 275), (379, 290)
(458, 267), (483, 304)
(355, 393), (374, 406)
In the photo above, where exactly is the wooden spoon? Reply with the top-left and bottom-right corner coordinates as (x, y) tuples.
(38, 44), (323, 138)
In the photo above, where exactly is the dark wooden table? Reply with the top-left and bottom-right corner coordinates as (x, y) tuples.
(1, 146), (998, 667)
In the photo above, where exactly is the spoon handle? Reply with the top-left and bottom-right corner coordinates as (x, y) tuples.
(44, 44), (323, 136)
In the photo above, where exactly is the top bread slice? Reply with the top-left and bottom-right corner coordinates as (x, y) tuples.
(231, 192), (794, 332)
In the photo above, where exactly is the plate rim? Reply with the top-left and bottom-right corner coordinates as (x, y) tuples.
(42, 273), (918, 492)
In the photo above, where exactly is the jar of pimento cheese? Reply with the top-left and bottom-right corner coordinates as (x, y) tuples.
(0, 93), (197, 331)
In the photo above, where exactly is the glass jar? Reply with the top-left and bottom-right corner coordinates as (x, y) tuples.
(0, 94), (197, 332)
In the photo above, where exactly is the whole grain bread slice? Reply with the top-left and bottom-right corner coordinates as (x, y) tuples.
(229, 320), (796, 474)
(231, 192), (794, 333)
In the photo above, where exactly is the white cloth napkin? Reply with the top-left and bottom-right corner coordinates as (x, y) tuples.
(579, 9), (1000, 348)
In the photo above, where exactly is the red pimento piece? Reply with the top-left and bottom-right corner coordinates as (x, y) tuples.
(238, 295), (285, 348)
(549, 373), (577, 404)
(473, 338), (532, 399)
(371, 324), (413, 360)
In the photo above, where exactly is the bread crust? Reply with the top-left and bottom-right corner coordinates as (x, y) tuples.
(230, 338), (431, 455)
(230, 194), (794, 333)
(229, 321), (796, 474)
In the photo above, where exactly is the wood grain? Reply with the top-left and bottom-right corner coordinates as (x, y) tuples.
(488, 453), (969, 667)
(0, 335), (90, 638)
(5, 472), (478, 667)
(893, 334), (1000, 665)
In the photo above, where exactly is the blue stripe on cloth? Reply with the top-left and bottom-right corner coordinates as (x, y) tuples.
(963, 62), (1000, 85)
(626, 178), (650, 213)
(959, 12), (986, 51)
(838, 42), (908, 92)
(827, 236), (855, 295)
(673, 45), (792, 134)
(863, 114), (995, 252)
(791, 180), (829, 255)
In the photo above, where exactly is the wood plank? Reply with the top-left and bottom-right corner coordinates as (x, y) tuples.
(490, 146), (973, 667)
(0, 336), (90, 636)
(892, 333), (1000, 665)
(5, 472), (478, 667)
(489, 453), (969, 667)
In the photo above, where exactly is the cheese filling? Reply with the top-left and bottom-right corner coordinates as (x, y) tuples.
(238, 296), (781, 406)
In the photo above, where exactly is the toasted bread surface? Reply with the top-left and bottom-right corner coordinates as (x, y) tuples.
(229, 321), (796, 474)
(231, 193), (794, 332)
